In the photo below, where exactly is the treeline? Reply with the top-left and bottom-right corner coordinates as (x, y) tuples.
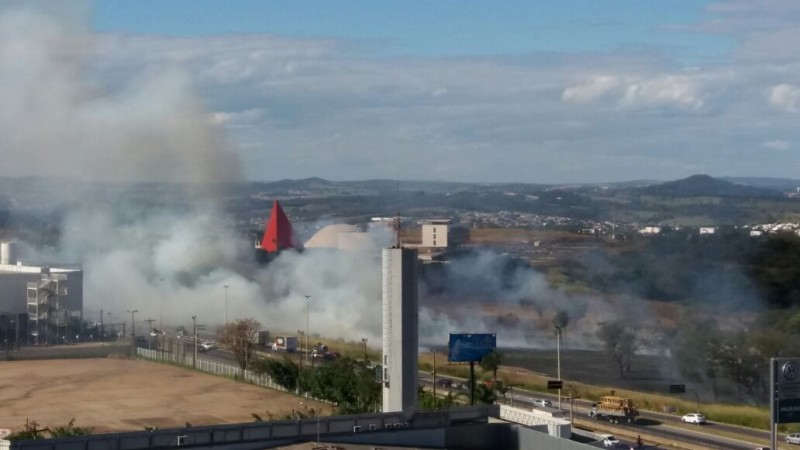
(597, 312), (800, 402)
(565, 229), (800, 309)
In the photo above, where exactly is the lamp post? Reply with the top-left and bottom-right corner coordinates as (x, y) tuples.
(192, 315), (198, 369)
(106, 312), (113, 341)
(224, 285), (230, 328)
(127, 310), (138, 355)
(361, 338), (368, 362)
(304, 295), (311, 366)
(159, 278), (164, 330)
(555, 325), (562, 410)
(432, 349), (437, 407)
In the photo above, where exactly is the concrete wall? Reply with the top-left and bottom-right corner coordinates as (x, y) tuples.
(498, 404), (572, 438)
(8, 405), (605, 450)
(0, 343), (130, 361)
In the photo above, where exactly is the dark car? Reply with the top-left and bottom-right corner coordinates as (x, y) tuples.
(435, 378), (453, 387)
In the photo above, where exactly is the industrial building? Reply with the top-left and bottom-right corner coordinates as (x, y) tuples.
(0, 240), (83, 346)
(421, 219), (450, 248)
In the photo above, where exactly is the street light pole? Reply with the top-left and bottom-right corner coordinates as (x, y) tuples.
(432, 349), (437, 407)
(555, 325), (562, 410)
(159, 278), (164, 330)
(304, 295), (311, 367)
(127, 310), (138, 355)
(224, 285), (230, 328)
(192, 315), (198, 369)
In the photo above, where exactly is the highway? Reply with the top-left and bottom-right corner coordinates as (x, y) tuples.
(144, 333), (774, 450)
(419, 373), (774, 450)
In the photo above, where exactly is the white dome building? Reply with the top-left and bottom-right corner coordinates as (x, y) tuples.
(305, 224), (367, 250)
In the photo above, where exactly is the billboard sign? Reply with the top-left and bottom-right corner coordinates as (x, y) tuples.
(448, 333), (496, 363)
(774, 358), (800, 424)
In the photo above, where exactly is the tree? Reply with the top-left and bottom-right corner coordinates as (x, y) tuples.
(597, 320), (639, 377)
(217, 318), (262, 372)
(253, 356), (300, 391)
(6, 419), (49, 441)
(480, 350), (504, 382)
(672, 319), (719, 384)
(708, 330), (762, 396)
(49, 418), (93, 437)
(305, 357), (381, 414)
(474, 382), (497, 405)
(419, 388), (455, 409)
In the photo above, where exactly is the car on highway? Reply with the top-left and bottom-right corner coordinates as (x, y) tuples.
(435, 378), (453, 388)
(787, 433), (800, 444)
(199, 341), (216, 351)
(602, 435), (620, 447)
(533, 399), (552, 408)
(681, 413), (706, 424)
(754, 446), (770, 450)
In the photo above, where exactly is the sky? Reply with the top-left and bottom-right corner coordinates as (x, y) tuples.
(3, 0), (800, 184)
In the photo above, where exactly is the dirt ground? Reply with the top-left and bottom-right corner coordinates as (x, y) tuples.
(0, 358), (332, 433)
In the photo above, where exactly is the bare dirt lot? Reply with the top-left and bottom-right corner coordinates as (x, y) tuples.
(0, 358), (332, 433)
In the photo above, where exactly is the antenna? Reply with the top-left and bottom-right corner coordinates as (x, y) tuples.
(394, 181), (402, 248)
(395, 211), (402, 248)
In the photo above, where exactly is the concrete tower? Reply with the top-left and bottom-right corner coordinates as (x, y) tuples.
(381, 247), (419, 413)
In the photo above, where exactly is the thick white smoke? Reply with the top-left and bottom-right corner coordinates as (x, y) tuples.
(4, 3), (616, 352)
(0, 3), (241, 184)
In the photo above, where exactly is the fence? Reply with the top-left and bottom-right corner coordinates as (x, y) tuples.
(136, 347), (291, 392)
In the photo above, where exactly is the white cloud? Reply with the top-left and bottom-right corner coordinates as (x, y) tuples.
(762, 140), (790, 150)
(619, 75), (705, 111)
(769, 84), (800, 112)
(562, 76), (622, 104)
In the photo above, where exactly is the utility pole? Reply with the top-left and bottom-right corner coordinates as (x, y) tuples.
(224, 285), (230, 328)
(126, 310), (138, 356)
(432, 349), (437, 407)
(305, 295), (311, 366)
(159, 278), (164, 330)
(99, 308), (104, 340)
(145, 318), (155, 350)
(555, 325), (563, 410)
(192, 315), (198, 369)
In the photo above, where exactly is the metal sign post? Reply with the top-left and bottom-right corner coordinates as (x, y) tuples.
(772, 357), (800, 450)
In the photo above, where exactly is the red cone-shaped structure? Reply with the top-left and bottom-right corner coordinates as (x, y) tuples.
(260, 200), (299, 252)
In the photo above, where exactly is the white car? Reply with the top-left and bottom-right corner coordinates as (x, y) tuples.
(200, 341), (216, 351)
(602, 435), (620, 447)
(533, 399), (553, 408)
(682, 413), (707, 424)
(787, 433), (800, 444)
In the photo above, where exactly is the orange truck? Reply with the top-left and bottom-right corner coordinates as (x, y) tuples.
(588, 393), (639, 423)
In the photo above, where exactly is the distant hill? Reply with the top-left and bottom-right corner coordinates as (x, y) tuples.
(641, 174), (785, 198)
(723, 177), (800, 191)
